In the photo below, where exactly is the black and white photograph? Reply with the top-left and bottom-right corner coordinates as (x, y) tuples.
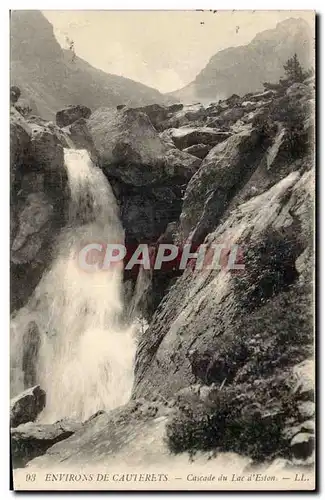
(9, 9), (315, 491)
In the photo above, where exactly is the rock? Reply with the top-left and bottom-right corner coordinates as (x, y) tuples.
(167, 103), (183, 113)
(241, 101), (257, 112)
(297, 401), (315, 420)
(169, 127), (231, 150)
(134, 103), (170, 130)
(26, 115), (50, 126)
(183, 143), (212, 159)
(120, 185), (182, 243)
(22, 321), (41, 388)
(283, 420), (315, 440)
(88, 107), (200, 186)
(250, 90), (276, 101)
(225, 94), (241, 106)
(56, 104), (92, 128)
(10, 108), (31, 186)
(265, 124), (287, 170)
(10, 85), (21, 104)
(25, 402), (170, 468)
(11, 192), (53, 262)
(286, 83), (310, 99)
(10, 112), (68, 311)
(116, 104), (126, 110)
(159, 129), (177, 148)
(30, 125), (64, 172)
(63, 118), (98, 162)
(180, 127), (263, 242)
(10, 386), (46, 428)
(290, 433), (315, 460)
(163, 148), (201, 180)
(159, 103), (207, 130)
(292, 359), (314, 399)
(132, 170), (311, 400)
(216, 106), (245, 126)
(11, 419), (82, 468)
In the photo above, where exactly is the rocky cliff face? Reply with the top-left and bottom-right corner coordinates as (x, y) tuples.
(169, 18), (313, 103)
(10, 11), (173, 120)
(11, 72), (315, 470)
(10, 107), (69, 311)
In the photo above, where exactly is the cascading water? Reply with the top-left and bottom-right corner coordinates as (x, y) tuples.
(11, 149), (137, 422)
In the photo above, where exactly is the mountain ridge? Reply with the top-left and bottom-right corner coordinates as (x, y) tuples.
(168, 17), (314, 103)
(10, 10), (173, 119)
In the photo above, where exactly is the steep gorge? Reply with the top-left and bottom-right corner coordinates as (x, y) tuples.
(10, 72), (315, 476)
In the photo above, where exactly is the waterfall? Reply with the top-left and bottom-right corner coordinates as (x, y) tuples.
(11, 149), (137, 422)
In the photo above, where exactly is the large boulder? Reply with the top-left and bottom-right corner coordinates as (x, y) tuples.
(10, 385), (46, 428)
(55, 104), (92, 128)
(168, 127), (231, 150)
(11, 192), (53, 263)
(133, 103), (170, 130)
(88, 107), (200, 186)
(62, 117), (98, 163)
(180, 127), (263, 243)
(120, 185), (182, 243)
(23, 401), (171, 468)
(10, 110), (69, 311)
(11, 419), (82, 468)
(159, 103), (208, 130)
(10, 107), (31, 186)
(29, 125), (64, 172)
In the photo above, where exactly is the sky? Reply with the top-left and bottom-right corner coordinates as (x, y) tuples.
(43, 10), (314, 93)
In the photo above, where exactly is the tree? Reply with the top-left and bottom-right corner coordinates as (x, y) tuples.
(282, 53), (308, 84)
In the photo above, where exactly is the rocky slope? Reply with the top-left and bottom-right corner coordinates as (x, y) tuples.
(169, 18), (314, 103)
(10, 10), (172, 120)
(11, 74), (315, 472)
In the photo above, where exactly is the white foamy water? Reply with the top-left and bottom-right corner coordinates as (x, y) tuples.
(11, 149), (137, 422)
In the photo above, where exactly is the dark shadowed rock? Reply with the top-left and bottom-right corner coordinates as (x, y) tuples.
(10, 108), (31, 186)
(290, 433), (315, 460)
(30, 125), (64, 172)
(56, 104), (92, 128)
(167, 103), (183, 113)
(63, 118), (98, 163)
(134, 103), (170, 130)
(11, 192), (54, 263)
(10, 110), (68, 311)
(22, 321), (41, 388)
(11, 419), (82, 468)
(10, 385), (46, 428)
(183, 143), (212, 159)
(169, 127), (231, 150)
(10, 85), (21, 104)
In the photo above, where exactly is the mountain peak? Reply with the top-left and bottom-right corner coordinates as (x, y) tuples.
(168, 16), (314, 104)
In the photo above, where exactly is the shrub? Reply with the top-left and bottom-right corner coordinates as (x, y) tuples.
(166, 377), (300, 462)
(233, 228), (302, 312)
(166, 278), (313, 461)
